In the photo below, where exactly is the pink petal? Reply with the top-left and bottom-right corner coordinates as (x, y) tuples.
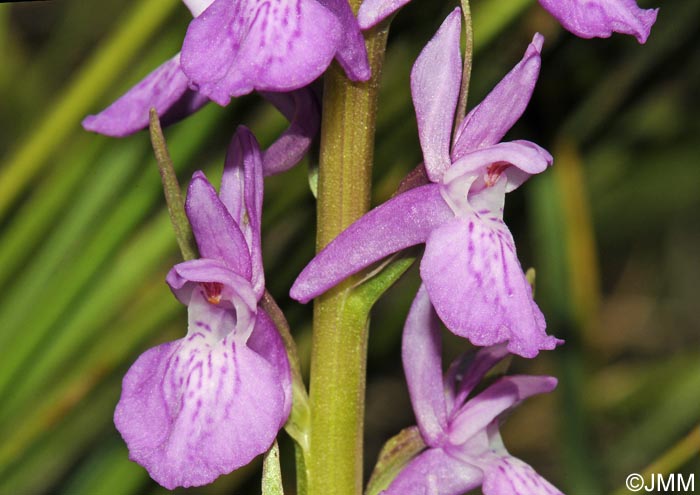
(186, 171), (252, 281)
(114, 293), (287, 489)
(452, 34), (543, 160)
(483, 455), (563, 495)
(384, 448), (482, 495)
(538, 0), (658, 43)
(357, 0), (410, 30)
(444, 345), (510, 415)
(402, 286), (449, 446)
(260, 88), (321, 176)
(181, 0), (342, 105)
(219, 128), (265, 298)
(411, 8), (462, 182)
(290, 184), (454, 303)
(247, 310), (293, 426)
(82, 54), (208, 137)
(448, 376), (558, 445)
(317, 0), (371, 80)
(421, 216), (562, 358)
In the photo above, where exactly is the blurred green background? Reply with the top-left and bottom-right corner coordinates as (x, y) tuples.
(0, 0), (697, 493)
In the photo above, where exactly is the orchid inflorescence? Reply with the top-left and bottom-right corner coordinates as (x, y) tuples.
(83, 0), (658, 493)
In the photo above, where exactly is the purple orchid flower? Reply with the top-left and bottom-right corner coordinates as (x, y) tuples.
(291, 10), (561, 357)
(358, 0), (657, 44)
(114, 127), (291, 489)
(84, 79), (320, 176)
(385, 285), (562, 495)
(83, 0), (370, 174)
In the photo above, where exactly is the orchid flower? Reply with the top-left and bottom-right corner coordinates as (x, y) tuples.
(291, 10), (561, 357)
(385, 286), (562, 495)
(83, 0), (370, 173)
(358, 0), (657, 44)
(114, 127), (291, 489)
(83, 75), (320, 176)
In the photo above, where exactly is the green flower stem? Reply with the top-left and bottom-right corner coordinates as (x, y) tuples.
(455, 0), (474, 128)
(149, 109), (197, 261)
(306, 17), (389, 495)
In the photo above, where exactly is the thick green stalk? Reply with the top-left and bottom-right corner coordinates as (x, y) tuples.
(306, 18), (389, 495)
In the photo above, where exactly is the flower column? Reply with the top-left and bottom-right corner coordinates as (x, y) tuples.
(307, 4), (388, 495)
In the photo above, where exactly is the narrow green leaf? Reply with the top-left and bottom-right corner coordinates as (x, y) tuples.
(0, 278), (179, 460)
(0, 0), (181, 219)
(0, 378), (121, 492)
(59, 440), (149, 495)
(471, 0), (534, 51)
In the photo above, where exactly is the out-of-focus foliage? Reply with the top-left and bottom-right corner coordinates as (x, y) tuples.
(0, 0), (697, 494)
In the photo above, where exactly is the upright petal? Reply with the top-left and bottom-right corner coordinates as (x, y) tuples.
(538, 0), (658, 43)
(186, 171), (252, 280)
(220, 128), (265, 297)
(181, 0), (342, 104)
(317, 0), (371, 81)
(357, 0), (410, 30)
(402, 286), (449, 446)
(444, 345), (510, 415)
(260, 88), (321, 176)
(114, 292), (287, 489)
(452, 34), (543, 159)
(384, 448), (482, 495)
(411, 9), (462, 182)
(247, 310), (293, 426)
(421, 216), (561, 358)
(482, 455), (563, 495)
(448, 376), (558, 445)
(290, 184), (453, 303)
(82, 54), (208, 137)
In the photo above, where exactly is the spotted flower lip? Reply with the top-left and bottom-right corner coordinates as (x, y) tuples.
(114, 127), (291, 489)
(358, 0), (657, 44)
(384, 286), (563, 495)
(291, 10), (561, 357)
(180, 0), (369, 105)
